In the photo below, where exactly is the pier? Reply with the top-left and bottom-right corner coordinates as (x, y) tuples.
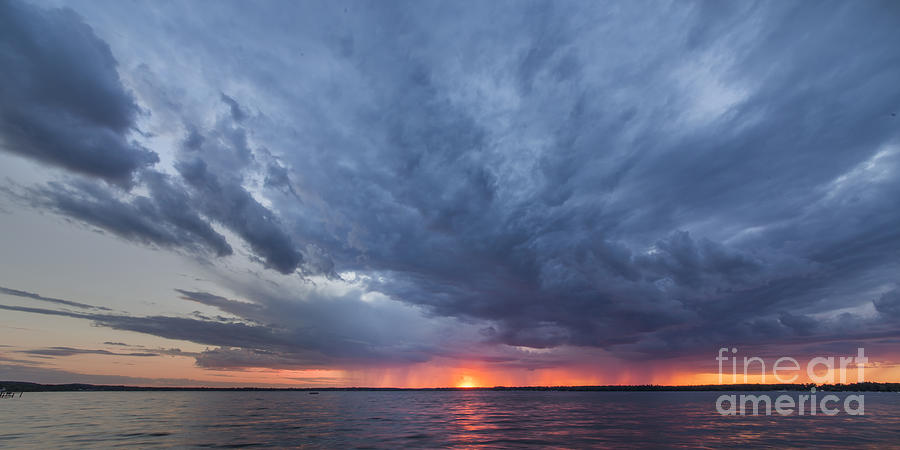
(0, 389), (22, 398)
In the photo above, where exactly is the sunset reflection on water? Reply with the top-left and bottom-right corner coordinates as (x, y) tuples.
(2, 391), (900, 447)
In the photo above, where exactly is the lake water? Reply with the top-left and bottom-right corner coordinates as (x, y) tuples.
(1, 391), (899, 447)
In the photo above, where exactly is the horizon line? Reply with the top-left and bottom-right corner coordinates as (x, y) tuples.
(3, 381), (897, 392)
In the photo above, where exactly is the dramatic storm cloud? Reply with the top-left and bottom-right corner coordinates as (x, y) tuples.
(1, 0), (899, 383)
(0, 0), (158, 184)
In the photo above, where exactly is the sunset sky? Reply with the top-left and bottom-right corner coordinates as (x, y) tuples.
(1, 0), (899, 388)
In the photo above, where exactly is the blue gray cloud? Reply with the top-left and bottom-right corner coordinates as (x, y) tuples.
(0, 286), (110, 311)
(1, 0), (899, 370)
(0, 0), (158, 184)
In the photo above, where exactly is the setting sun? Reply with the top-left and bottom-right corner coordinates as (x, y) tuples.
(456, 375), (479, 388)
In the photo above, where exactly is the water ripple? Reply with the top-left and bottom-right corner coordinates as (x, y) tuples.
(0, 391), (898, 448)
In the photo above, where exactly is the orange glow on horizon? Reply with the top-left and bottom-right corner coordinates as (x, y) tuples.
(456, 375), (479, 388)
(8, 346), (900, 388)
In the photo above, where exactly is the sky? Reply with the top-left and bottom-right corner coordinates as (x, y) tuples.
(1, 0), (899, 388)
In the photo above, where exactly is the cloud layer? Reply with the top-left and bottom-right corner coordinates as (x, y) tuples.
(0, 0), (158, 184)
(1, 0), (899, 375)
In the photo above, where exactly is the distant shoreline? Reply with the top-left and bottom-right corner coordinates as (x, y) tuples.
(3, 381), (899, 393)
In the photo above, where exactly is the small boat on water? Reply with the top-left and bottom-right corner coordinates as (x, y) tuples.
(308, 392), (319, 395)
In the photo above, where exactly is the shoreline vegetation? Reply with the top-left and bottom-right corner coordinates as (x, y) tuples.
(2, 381), (898, 393)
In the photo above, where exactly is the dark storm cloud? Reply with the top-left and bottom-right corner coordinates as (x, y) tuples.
(16, 82), (311, 274)
(0, 0), (305, 276)
(29, 176), (232, 258)
(21, 157), (307, 274)
(252, 0), (900, 358)
(0, 0), (157, 184)
(175, 158), (303, 274)
(164, 94), (310, 274)
(4, 0), (900, 368)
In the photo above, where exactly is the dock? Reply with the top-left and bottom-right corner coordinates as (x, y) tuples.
(0, 389), (23, 398)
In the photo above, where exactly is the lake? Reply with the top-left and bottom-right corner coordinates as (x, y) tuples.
(1, 391), (899, 447)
